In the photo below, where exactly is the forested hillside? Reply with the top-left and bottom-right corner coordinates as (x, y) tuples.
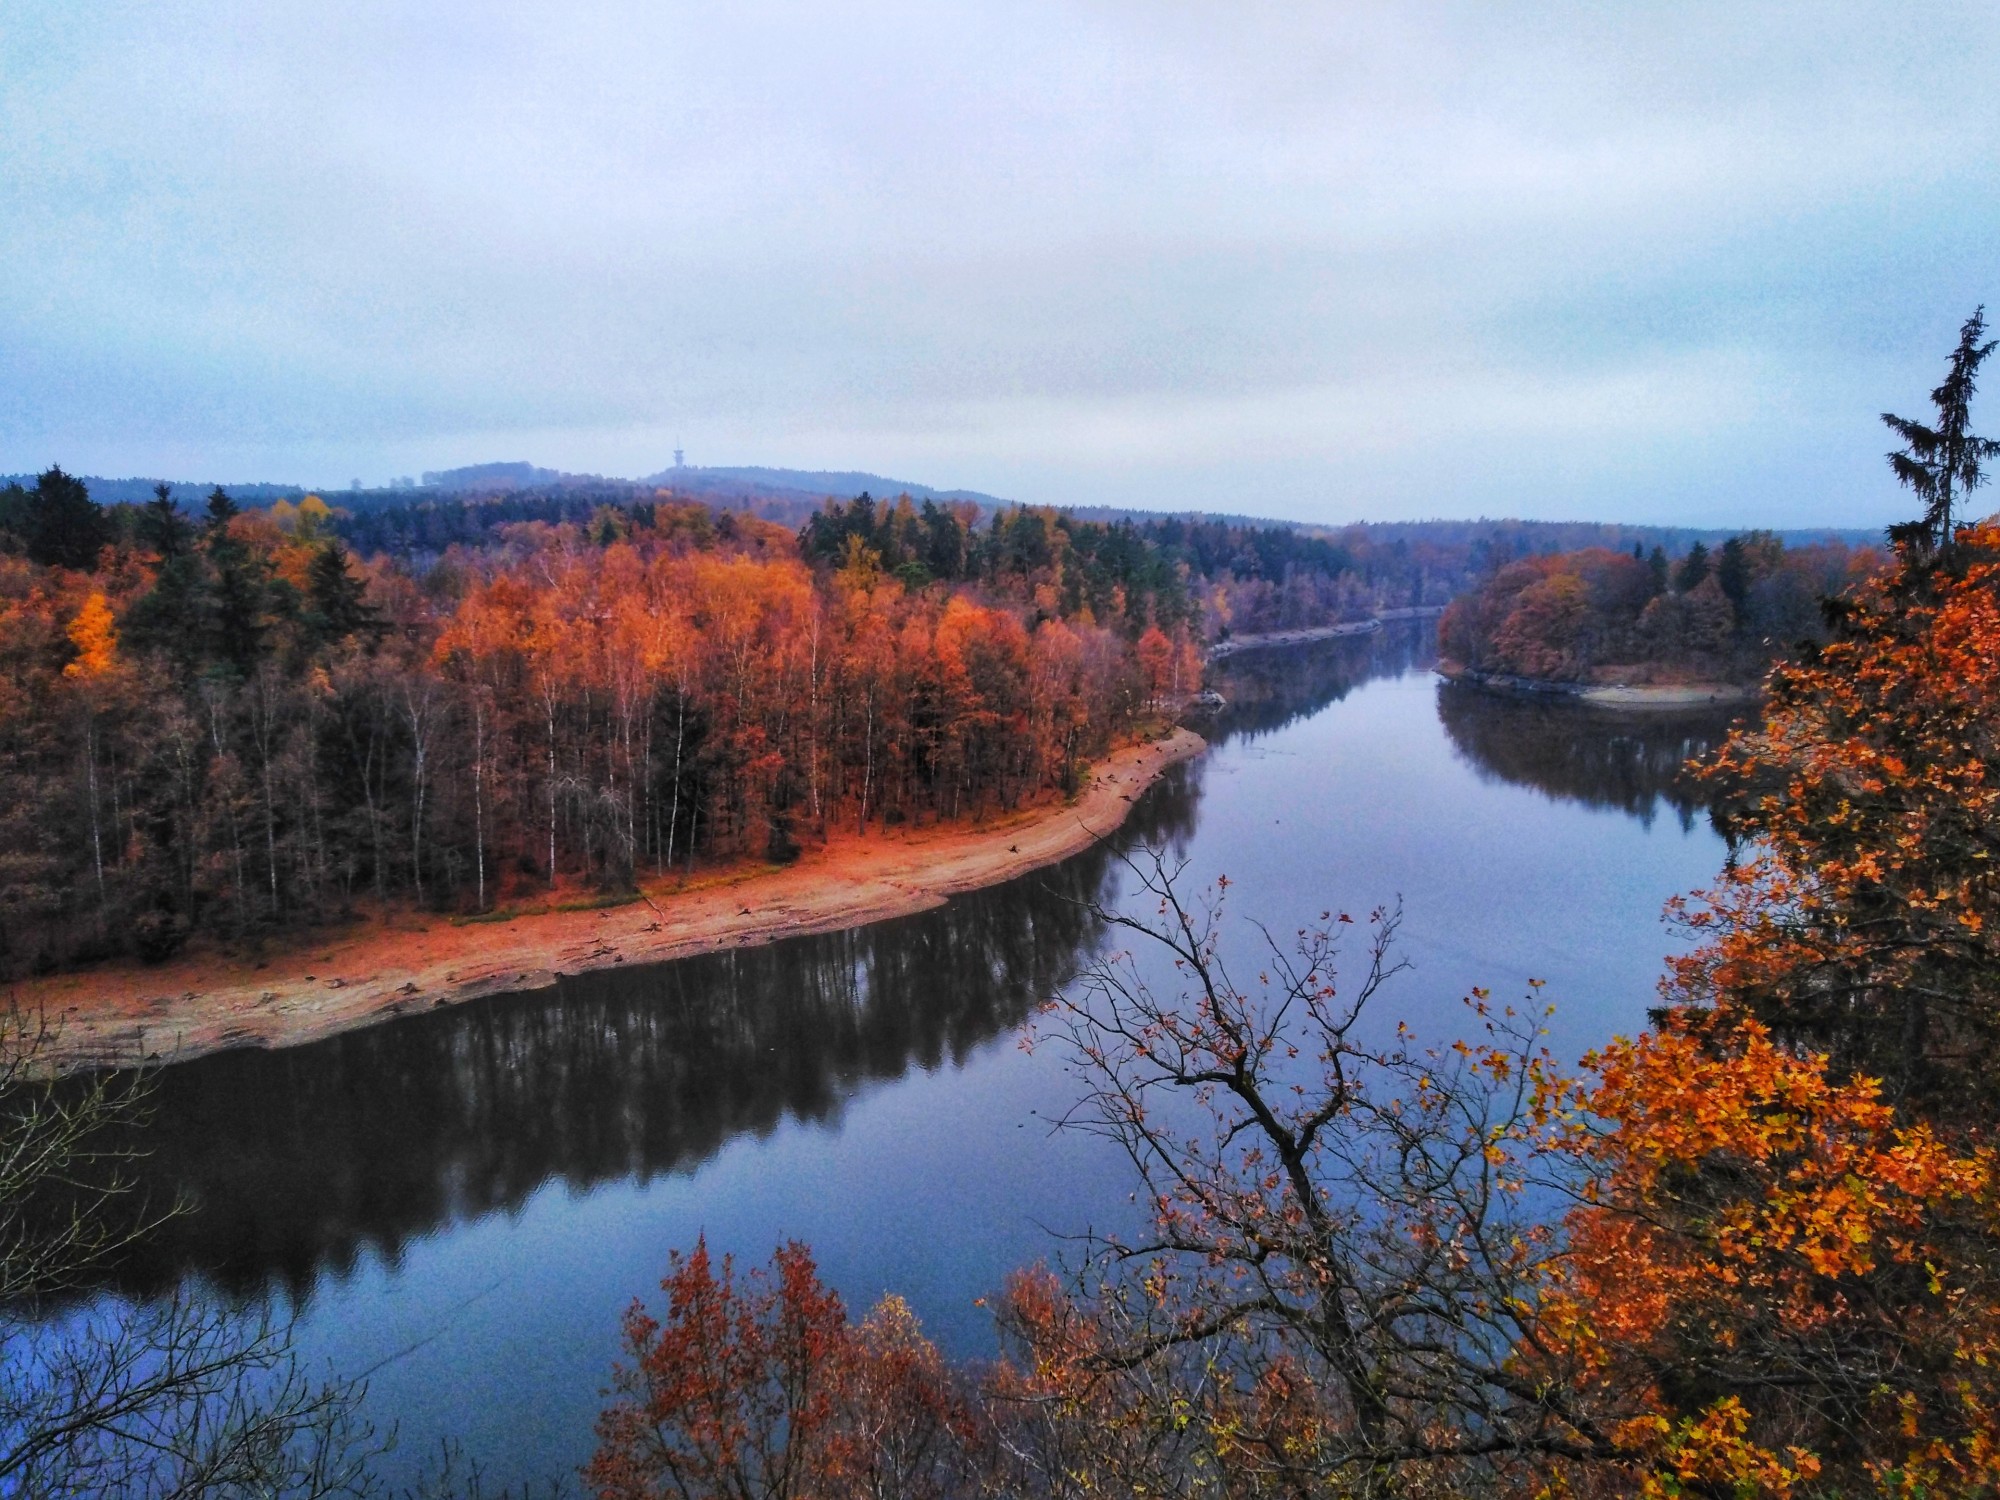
(0, 472), (1206, 976)
(1438, 532), (1883, 684)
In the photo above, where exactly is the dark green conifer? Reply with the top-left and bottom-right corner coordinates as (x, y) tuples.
(1883, 307), (1999, 556)
(1675, 540), (1710, 593)
(305, 541), (379, 645)
(140, 483), (193, 559)
(1717, 536), (1751, 612)
(204, 485), (239, 530)
(23, 466), (111, 570)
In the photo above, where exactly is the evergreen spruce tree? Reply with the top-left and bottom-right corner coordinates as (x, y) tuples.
(203, 483), (239, 531)
(304, 541), (379, 646)
(24, 466), (111, 570)
(1883, 306), (1999, 556)
(139, 482), (193, 559)
(1675, 540), (1710, 593)
(199, 488), (271, 674)
(1717, 535), (1751, 613)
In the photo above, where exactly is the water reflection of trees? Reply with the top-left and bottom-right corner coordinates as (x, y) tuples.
(1205, 622), (1436, 747)
(1435, 680), (1741, 830)
(94, 775), (1199, 1304)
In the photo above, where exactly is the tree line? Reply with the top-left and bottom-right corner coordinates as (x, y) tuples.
(1437, 529), (1883, 684)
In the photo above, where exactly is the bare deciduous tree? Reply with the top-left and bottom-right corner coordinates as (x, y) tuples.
(1000, 852), (1611, 1496)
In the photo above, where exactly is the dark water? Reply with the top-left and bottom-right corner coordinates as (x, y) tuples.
(92, 626), (1741, 1489)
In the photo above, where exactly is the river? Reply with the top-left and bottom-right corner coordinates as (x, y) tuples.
(86, 624), (1742, 1490)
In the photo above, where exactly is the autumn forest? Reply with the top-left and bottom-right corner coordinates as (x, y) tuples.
(4, 480), (1210, 975)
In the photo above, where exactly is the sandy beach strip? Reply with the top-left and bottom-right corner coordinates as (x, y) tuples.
(1571, 683), (1760, 708)
(13, 727), (1207, 1072)
(1436, 663), (1760, 710)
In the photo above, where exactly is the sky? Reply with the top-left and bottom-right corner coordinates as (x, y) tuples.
(2, 2), (1996, 528)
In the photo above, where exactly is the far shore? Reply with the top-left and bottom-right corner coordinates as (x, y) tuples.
(1207, 606), (1447, 661)
(13, 728), (1206, 1072)
(1437, 662), (1761, 709)
(1208, 619), (1380, 658)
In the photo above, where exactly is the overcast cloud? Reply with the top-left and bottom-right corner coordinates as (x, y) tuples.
(2, 1), (1995, 525)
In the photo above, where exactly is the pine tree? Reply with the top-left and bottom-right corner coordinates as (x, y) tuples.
(24, 466), (110, 570)
(200, 487), (270, 674)
(305, 541), (378, 645)
(140, 482), (193, 559)
(1675, 540), (1710, 593)
(1717, 535), (1751, 612)
(204, 484), (239, 531)
(1883, 306), (2000, 556)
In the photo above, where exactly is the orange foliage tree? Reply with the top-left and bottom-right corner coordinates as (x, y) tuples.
(1532, 528), (2000, 1495)
(587, 1240), (978, 1500)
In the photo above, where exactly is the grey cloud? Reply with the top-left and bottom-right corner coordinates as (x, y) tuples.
(1, 0), (1995, 523)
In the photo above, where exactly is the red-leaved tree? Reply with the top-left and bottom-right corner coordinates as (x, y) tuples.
(586, 1239), (978, 1500)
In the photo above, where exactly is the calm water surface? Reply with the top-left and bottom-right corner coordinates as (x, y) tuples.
(101, 627), (1741, 1489)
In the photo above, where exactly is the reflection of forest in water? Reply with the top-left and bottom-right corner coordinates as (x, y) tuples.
(90, 777), (1200, 1303)
(1435, 680), (1744, 830)
(1203, 621), (1437, 746)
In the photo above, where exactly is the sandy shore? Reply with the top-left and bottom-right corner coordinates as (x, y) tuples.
(15, 728), (1206, 1072)
(1437, 663), (1759, 709)
(1573, 683), (1761, 708)
(1373, 605), (1449, 622)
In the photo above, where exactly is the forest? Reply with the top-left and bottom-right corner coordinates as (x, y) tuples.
(331, 486), (1449, 632)
(0, 460), (1568, 977)
(1437, 530), (1884, 684)
(0, 474), (1213, 976)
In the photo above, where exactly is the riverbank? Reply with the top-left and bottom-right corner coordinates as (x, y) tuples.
(14, 728), (1206, 1071)
(1208, 619), (1381, 658)
(1437, 662), (1760, 709)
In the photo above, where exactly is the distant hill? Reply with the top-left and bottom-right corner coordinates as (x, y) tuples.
(641, 464), (1008, 509)
(419, 461), (585, 490)
(1314, 517), (1886, 552)
(1, 474), (315, 506)
(6, 462), (1887, 553)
